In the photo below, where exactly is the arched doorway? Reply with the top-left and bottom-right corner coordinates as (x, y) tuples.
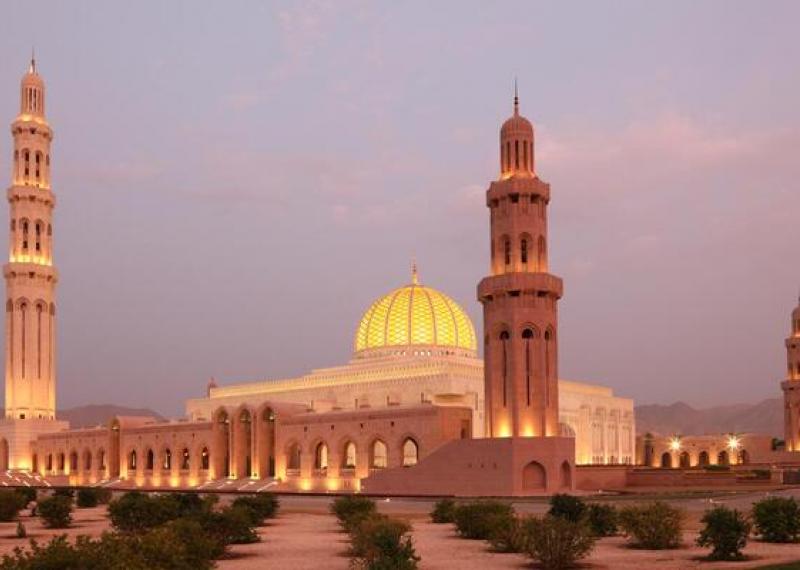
(717, 450), (730, 466)
(234, 408), (253, 478)
(738, 449), (750, 465)
(0, 439), (8, 471)
(661, 452), (672, 468)
(679, 451), (691, 468)
(522, 460), (546, 491)
(560, 461), (572, 489)
(257, 407), (276, 478)
(212, 409), (230, 478)
(698, 450), (709, 466)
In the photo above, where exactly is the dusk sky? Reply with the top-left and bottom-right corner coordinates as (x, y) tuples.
(0, 1), (798, 416)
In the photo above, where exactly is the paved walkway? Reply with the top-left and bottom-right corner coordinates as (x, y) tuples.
(218, 512), (350, 570)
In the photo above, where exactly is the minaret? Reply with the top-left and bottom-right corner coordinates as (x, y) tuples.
(4, 56), (57, 420)
(782, 297), (800, 451)
(477, 90), (563, 438)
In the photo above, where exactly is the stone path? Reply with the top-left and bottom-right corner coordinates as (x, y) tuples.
(218, 512), (350, 570)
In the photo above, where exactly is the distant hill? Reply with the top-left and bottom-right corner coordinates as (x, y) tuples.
(635, 398), (783, 437)
(57, 404), (165, 428)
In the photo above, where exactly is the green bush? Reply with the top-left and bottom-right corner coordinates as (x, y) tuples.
(13, 488), (36, 509)
(52, 488), (74, 500)
(586, 503), (618, 537)
(752, 496), (800, 543)
(0, 491), (25, 522)
(349, 514), (419, 570)
(487, 514), (528, 553)
(195, 506), (259, 545)
(453, 501), (514, 540)
(548, 494), (587, 523)
(331, 495), (377, 533)
(37, 496), (73, 528)
(696, 506), (751, 561)
(93, 488), (113, 505)
(618, 502), (684, 549)
(0, 523), (220, 570)
(430, 498), (457, 524)
(524, 516), (596, 570)
(108, 492), (180, 533)
(14, 522), (25, 539)
(704, 464), (731, 472)
(231, 493), (279, 525)
(77, 488), (100, 508)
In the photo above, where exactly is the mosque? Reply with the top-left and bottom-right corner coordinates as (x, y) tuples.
(0, 60), (797, 494)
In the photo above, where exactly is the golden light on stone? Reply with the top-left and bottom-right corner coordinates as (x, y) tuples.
(727, 435), (740, 450)
(354, 275), (476, 355)
(669, 437), (681, 451)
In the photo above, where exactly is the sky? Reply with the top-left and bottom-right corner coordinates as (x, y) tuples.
(0, 1), (798, 416)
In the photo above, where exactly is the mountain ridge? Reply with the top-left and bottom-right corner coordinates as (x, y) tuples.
(635, 398), (783, 437)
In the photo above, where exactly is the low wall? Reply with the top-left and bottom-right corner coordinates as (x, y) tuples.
(363, 437), (575, 497)
(575, 465), (629, 490)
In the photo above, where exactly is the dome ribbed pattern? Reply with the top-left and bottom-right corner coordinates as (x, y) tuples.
(354, 282), (477, 357)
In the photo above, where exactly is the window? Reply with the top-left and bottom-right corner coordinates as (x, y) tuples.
(163, 448), (172, 471)
(372, 440), (387, 468)
(181, 448), (190, 470)
(287, 443), (301, 471)
(500, 331), (510, 407)
(520, 238), (528, 265)
(70, 452), (78, 471)
(84, 451), (92, 471)
(402, 439), (419, 466)
(22, 221), (28, 250)
(146, 449), (154, 470)
(504, 238), (511, 266)
(522, 328), (534, 406)
(129, 450), (137, 471)
(314, 442), (328, 471)
(514, 140), (519, 169)
(344, 442), (357, 469)
(201, 447), (210, 470)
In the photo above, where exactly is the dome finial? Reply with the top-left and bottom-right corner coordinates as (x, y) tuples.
(513, 77), (519, 116)
(411, 258), (419, 285)
(29, 47), (36, 74)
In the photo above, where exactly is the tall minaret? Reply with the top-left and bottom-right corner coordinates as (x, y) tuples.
(477, 90), (563, 439)
(782, 298), (800, 451)
(4, 56), (57, 421)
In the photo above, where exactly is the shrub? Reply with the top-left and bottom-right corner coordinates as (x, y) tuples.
(37, 496), (73, 528)
(231, 493), (279, 525)
(524, 516), (596, 570)
(0, 491), (24, 522)
(13, 488), (36, 509)
(52, 488), (74, 500)
(586, 503), (618, 537)
(548, 494), (587, 523)
(752, 496), (800, 543)
(331, 496), (377, 533)
(136, 519), (220, 569)
(77, 488), (100, 508)
(194, 506), (259, 546)
(619, 502), (684, 549)
(349, 514), (419, 570)
(14, 522), (25, 539)
(453, 501), (514, 540)
(487, 514), (528, 553)
(93, 488), (113, 505)
(108, 492), (179, 533)
(696, 506), (751, 561)
(430, 498), (457, 524)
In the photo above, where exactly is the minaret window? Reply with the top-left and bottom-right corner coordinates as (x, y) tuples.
(514, 140), (520, 169)
(23, 150), (29, 179)
(35, 222), (41, 252)
(523, 141), (528, 171)
(521, 238), (529, 265)
(522, 328), (534, 405)
(36, 303), (42, 378)
(22, 220), (28, 251)
(504, 238), (511, 267)
(20, 302), (26, 378)
(35, 153), (40, 182)
(505, 142), (511, 172)
(500, 330), (510, 407)
(538, 236), (546, 271)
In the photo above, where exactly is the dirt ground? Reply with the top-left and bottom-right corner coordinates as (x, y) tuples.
(0, 496), (798, 569)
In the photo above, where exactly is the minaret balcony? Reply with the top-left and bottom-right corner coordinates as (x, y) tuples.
(487, 176), (550, 204)
(7, 185), (55, 205)
(478, 272), (563, 302)
(3, 261), (58, 282)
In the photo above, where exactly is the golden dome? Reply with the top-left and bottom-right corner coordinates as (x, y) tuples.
(354, 267), (477, 358)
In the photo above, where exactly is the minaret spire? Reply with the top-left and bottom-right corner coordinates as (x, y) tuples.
(29, 48), (35, 74)
(513, 77), (519, 116)
(411, 259), (419, 285)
